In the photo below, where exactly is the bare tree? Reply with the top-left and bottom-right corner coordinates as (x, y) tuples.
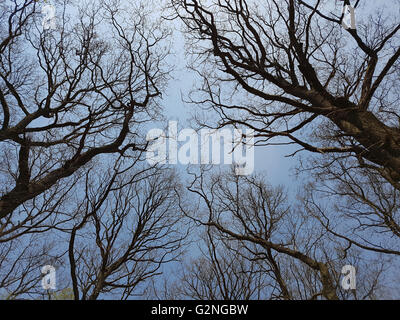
(66, 163), (187, 300)
(173, 232), (269, 300)
(167, 0), (400, 298)
(0, 233), (67, 299)
(170, 0), (400, 188)
(0, 0), (184, 301)
(299, 164), (400, 256)
(0, 0), (171, 219)
(2, 0), (398, 301)
(177, 167), (389, 299)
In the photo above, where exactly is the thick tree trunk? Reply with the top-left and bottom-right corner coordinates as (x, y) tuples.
(330, 109), (400, 182)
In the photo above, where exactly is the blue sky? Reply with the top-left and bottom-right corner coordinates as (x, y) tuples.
(159, 0), (400, 187)
(4, 0), (399, 298)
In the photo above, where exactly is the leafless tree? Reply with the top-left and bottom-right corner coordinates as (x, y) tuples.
(167, 0), (400, 298)
(176, 167), (389, 300)
(66, 163), (187, 300)
(2, 0), (399, 301)
(299, 163), (400, 256)
(170, 0), (400, 187)
(0, 234), (64, 299)
(0, 0), (183, 300)
(172, 231), (269, 300)
(0, 0), (171, 219)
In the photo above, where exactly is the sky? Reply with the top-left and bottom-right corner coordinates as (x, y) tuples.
(159, 5), (298, 187)
(4, 0), (400, 298)
(159, 0), (400, 187)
